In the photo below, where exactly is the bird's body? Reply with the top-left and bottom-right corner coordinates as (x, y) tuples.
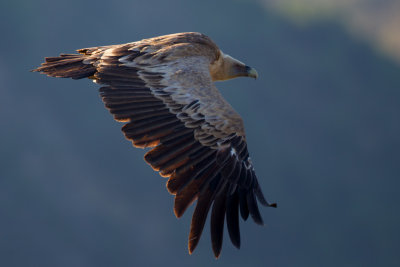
(33, 32), (275, 258)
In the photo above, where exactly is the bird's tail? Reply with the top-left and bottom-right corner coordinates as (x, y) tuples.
(32, 53), (96, 80)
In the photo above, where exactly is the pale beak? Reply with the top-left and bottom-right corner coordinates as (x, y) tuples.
(245, 66), (258, 79)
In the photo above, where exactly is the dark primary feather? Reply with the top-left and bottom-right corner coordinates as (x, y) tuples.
(226, 189), (241, 248)
(211, 185), (228, 258)
(188, 185), (216, 254)
(32, 33), (276, 258)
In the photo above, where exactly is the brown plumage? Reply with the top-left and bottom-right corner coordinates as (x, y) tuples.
(33, 32), (276, 258)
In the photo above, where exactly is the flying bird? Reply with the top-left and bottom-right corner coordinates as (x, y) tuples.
(33, 32), (276, 258)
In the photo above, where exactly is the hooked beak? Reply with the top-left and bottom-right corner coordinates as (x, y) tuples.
(245, 66), (258, 79)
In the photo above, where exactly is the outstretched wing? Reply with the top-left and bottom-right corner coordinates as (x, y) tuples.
(35, 41), (276, 258)
(92, 43), (276, 257)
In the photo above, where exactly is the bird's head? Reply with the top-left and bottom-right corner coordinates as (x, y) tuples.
(209, 52), (258, 81)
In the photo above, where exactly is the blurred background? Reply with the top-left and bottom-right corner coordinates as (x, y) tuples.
(1, 0), (399, 266)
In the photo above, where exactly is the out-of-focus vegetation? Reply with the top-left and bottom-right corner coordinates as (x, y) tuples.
(262, 0), (400, 62)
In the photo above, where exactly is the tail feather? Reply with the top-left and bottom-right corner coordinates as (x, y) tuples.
(32, 54), (96, 79)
